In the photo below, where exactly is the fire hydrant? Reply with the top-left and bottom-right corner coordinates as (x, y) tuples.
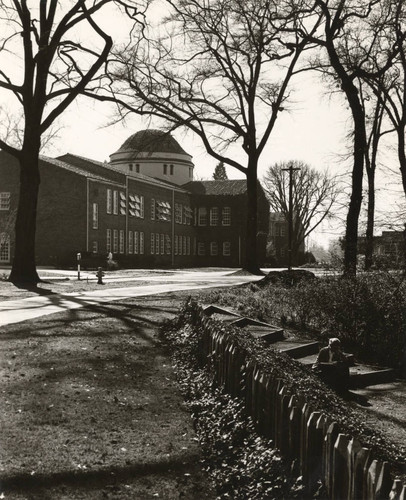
(96, 267), (105, 285)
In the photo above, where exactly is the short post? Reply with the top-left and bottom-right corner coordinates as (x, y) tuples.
(96, 267), (105, 285)
(77, 252), (81, 280)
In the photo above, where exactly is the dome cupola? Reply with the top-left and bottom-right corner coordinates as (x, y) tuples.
(109, 129), (194, 185)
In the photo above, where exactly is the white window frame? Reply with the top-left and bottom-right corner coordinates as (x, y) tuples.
(92, 241), (98, 254)
(113, 229), (118, 253)
(155, 233), (160, 255)
(92, 203), (98, 229)
(134, 231), (139, 254)
(151, 198), (155, 220)
(106, 229), (112, 252)
(113, 190), (119, 215)
(198, 207), (207, 226)
(223, 241), (231, 256)
(210, 241), (218, 256)
(106, 189), (112, 214)
(140, 232), (144, 254)
(210, 207), (218, 226)
(0, 192), (10, 211)
(222, 206), (231, 226)
(160, 233), (165, 255)
(174, 235), (178, 255)
(119, 230), (125, 253)
(0, 234), (10, 262)
(151, 233), (155, 254)
(128, 231), (134, 254)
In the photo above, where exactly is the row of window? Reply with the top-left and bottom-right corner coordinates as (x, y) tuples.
(106, 229), (145, 255)
(127, 163), (194, 179)
(198, 241), (231, 257)
(198, 206), (231, 226)
(102, 191), (232, 228)
(0, 192), (10, 211)
(0, 233), (10, 262)
(102, 228), (232, 258)
(106, 189), (145, 218)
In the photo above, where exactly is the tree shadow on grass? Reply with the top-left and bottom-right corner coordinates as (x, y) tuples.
(1, 451), (202, 495)
(14, 281), (56, 296)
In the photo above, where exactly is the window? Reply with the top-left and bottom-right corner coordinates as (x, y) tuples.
(163, 164), (168, 175)
(155, 233), (160, 255)
(223, 241), (231, 256)
(170, 164), (174, 175)
(156, 201), (171, 221)
(113, 229), (118, 253)
(106, 229), (112, 252)
(92, 241), (98, 254)
(187, 237), (191, 255)
(210, 241), (218, 256)
(222, 207), (231, 226)
(113, 190), (119, 215)
(119, 192), (126, 215)
(134, 231), (139, 254)
(135, 164), (140, 173)
(119, 230), (125, 253)
(198, 207), (207, 226)
(0, 192), (10, 211)
(92, 203), (98, 229)
(178, 235), (182, 256)
(140, 232), (144, 254)
(160, 234), (165, 255)
(175, 203), (182, 224)
(210, 207), (218, 226)
(174, 235), (178, 255)
(128, 231), (134, 254)
(129, 164), (133, 172)
(280, 226), (286, 236)
(184, 206), (192, 225)
(151, 199), (155, 220)
(183, 236), (187, 255)
(128, 194), (144, 218)
(198, 242), (205, 256)
(151, 233), (155, 254)
(0, 234), (10, 263)
(165, 235), (171, 255)
(106, 189), (112, 214)
(275, 226), (280, 236)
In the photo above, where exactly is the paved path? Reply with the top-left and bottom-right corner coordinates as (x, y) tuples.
(0, 270), (261, 327)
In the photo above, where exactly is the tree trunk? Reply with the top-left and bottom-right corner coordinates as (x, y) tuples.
(364, 169), (375, 271)
(245, 161), (261, 274)
(8, 147), (41, 284)
(397, 125), (406, 197)
(342, 88), (366, 277)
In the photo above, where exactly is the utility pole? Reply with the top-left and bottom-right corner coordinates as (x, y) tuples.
(282, 165), (300, 272)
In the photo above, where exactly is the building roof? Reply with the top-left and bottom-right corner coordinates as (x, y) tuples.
(57, 153), (190, 192)
(39, 155), (121, 184)
(182, 179), (247, 196)
(113, 129), (189, 156)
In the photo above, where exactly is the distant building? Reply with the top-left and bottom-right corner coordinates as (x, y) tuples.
(267, 212), (305, 266)
(0, 129), (269, 268)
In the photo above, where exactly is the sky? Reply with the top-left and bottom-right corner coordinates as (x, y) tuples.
(1, 1), (404, 249)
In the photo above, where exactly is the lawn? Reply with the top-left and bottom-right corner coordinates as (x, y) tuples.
(0, 289), (214, 499)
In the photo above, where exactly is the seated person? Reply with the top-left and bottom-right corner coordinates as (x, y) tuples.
(312, 338), (350, 391)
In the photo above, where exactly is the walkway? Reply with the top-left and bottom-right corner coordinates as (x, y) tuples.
(0, 269), (262, 327)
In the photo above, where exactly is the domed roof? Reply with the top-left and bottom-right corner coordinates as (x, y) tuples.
(115, 129), (189, 156)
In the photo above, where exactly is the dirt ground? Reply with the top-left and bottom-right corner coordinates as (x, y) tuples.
(0, 290), (215, 499)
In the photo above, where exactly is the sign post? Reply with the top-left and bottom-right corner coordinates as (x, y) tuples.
(77, 252), (81, 280)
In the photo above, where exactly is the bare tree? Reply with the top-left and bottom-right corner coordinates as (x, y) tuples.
(0, 1), (142, 284)
(97, 0), (322, 273)
(263, 161), (339, 264)
(300, 0), (404, 276)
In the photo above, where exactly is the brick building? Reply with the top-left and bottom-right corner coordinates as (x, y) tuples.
(0, 129), (269, 268)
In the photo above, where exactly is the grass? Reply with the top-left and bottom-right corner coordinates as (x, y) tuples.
(0, 291), (214, 499)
